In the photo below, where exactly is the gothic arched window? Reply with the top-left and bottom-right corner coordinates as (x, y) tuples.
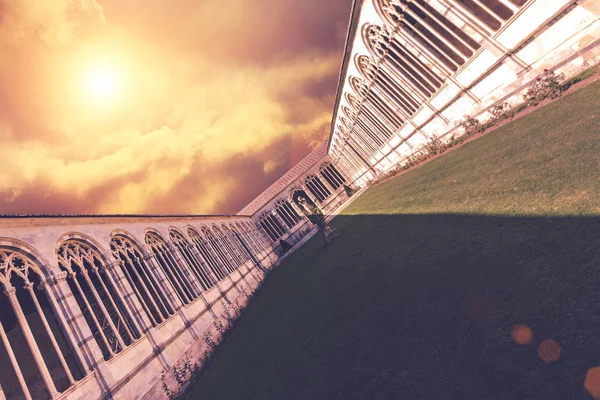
(0, 247), (84, 399)
(169, 230), (214, 291)
(234, 222), (259, 257)
(259, 212), (286, 241)
(376, 0), (483, 73)
(320, 162), (347, 190)
(305, 175), (332, 203)
(218, 224), (246, 267)
(111, 235), (173, 327)
(145, 232), (197, 305)
(275, 199), (302, 229)
(202, 227), (236, 274)
(58, 240), (139, 360)
(187, 228), (228, 281)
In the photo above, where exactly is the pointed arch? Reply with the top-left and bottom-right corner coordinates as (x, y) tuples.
(169, 229), (214, 291)
(0, 243), (84, 398)
(304, 174), (332, 203)
(187, 227), (227, 281)
(110, 234), (173, 327)
(57, 238), (139, 360)
(319, 162), (347, 190)
(259, 211), (286, 242)
(275, 199), (302, 229)
(144, 231), (196, 305)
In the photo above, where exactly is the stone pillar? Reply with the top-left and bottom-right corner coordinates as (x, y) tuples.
(168, 245), (203, 297)
(79, 270), (126, 349)
(115, 260), (161, 328)
(26, 282), (75, 385)
(43, 271), (100, 373)
(0, 316), (32, 400)
(143, 253), (181, 312)
(67, 271), (115, 357)
(102, 261), (146, 336)
(5, 287), (58, 398)
(187, 243), (220, 285)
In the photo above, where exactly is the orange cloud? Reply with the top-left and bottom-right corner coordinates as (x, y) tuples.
(0, 0), (352, 214)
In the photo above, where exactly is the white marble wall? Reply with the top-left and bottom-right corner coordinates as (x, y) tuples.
(328, 0), (600, 182)
(0, 215), (276, 400)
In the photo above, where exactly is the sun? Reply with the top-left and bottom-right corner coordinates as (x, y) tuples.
(85, 64), (121, 102)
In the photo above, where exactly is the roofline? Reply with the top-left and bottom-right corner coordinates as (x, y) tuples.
(245, 158), (323, 218)
(0, 213), (253, 229)
(326, 0), (365, 154)
(237, 143), (329, 216)
(0, 214), (245, 219)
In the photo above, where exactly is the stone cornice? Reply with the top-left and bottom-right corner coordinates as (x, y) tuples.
(0, 214), (252, 228)
(326, 0), (365, 154)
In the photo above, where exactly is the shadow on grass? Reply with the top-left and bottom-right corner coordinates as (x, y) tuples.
(185, 213), (600, 400)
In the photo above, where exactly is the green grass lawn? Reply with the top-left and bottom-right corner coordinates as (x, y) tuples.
(184, 81), (600, 399)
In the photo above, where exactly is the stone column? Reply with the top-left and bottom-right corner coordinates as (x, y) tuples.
(188, 243), (231, 304)
(96, 263), (141, 338)
(67, 271), (115, 357)
(26, 282), (75, 385)
(346, 141), (378, 175)
(115, 260), (160, 328)
(5, 287), (58, 398)
(168, 245), (202, 297)
(42, 271), (97, 374)
(78, 269), (126, 349)
(161, 247), (196, 301)
(0, 316), (32, 400)
(390, 24), (480, 101)
(142, 253), (181, 312)
(187, 243), (219, 285)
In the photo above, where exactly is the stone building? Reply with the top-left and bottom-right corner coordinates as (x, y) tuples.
(328, 0), (600, 183)
(0, 215), (280, 400)
(1, 0), (599, 399)
(239, 142), (356, 250)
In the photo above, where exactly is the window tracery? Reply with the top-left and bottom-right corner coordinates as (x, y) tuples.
(110, 235), (172, 327)
(259, 212), (286, 242)
(0, 248), (83, 399)
(169, 230), (215, 291)
(319, 162), (347, 190)
(145, 232), (196, 305)
(275, 199), (302, 229)
(304, 175), (332, 203)
(58, 240), (139, 360)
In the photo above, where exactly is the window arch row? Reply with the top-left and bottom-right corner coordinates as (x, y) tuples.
(227, 224), (255, 264)
(375, 0), (501, 59)
(145, 231), (197, 306)
(201, 227), (237, 275)
(216, 225), (247, 268)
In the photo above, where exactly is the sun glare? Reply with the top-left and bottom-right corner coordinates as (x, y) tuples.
(86, 65), (121, 102)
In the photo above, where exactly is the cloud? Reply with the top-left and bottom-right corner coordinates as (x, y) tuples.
(0, 0), (352, 215)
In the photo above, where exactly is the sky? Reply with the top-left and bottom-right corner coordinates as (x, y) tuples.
(0, 0), (352, 215)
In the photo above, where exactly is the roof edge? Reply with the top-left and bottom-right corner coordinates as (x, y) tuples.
(326, 0), (365, 154)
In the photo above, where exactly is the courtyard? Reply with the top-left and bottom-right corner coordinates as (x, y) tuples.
(184, 80), (600, 399)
